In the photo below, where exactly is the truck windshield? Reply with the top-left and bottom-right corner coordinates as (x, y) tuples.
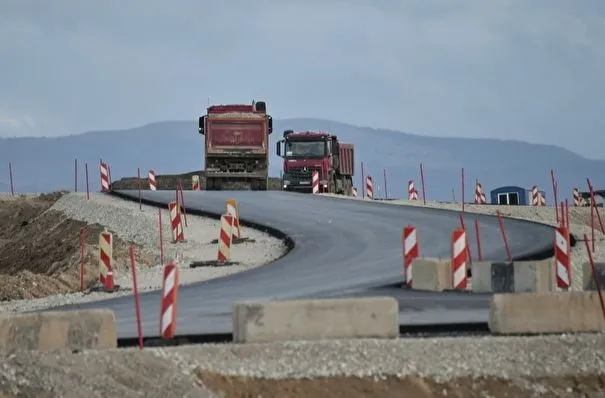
(285, 140), (325, 157)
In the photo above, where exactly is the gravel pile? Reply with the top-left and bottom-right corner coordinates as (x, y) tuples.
(321, 194), (605, 291)
(1, 333), (603, 396)
(0, 193), (287, 313)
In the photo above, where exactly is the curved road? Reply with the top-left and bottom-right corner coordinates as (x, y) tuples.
(55, 190), (555, 339)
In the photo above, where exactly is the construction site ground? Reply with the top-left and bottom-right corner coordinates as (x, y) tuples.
(1, 335), (604, 397)
(0, 192), (153, 302)
(1, 192), (604, 397)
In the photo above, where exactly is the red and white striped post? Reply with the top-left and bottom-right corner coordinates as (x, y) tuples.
(531, 185), (546, 206)
(474, 180), (486, 204)
(217, 214), (235, 262)
(451, 228), (468, 290)
(402, 225), (419, 286)
(365, 176), (373, 200)
(148, 169), (157, 190)
(168, 201), (184, 242)
(311, 170), (319, 194)
(100, 162), (110, 192)
(408, 180), (418, 200)
(555, 225), (571, 290)
(192, 175), (201, 191)
(225, 199), (242, 239)
(572, 188), (584, 207)
(99, 230), (115, 291)
(160, 261), (179, 339)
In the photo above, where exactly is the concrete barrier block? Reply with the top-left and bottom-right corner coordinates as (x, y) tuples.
(0, 309), (117, 353)
(489, 292), (605, 334)
(471, 260), (554, 293)
(232, 297), (399, 343)
(472, 261), (514, 293)
(412, 258), (452, 291)
(514, 259), (554, 293)
(582, 262), (605, 291)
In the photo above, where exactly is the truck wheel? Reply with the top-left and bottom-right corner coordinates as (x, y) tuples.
(250, 180), (259, 191)
(259, 179), (268, 191)
(206, 178), (214, 190)
(347, 176), (354, 196)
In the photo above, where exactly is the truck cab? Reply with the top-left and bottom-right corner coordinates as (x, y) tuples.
(276, 130), (354, 195)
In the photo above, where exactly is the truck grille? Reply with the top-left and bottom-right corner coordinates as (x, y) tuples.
(288, 166), (322, 180)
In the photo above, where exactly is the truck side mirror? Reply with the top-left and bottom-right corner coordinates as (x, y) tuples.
(276, 140), (283, 157)
(198, 116), (205, 135)
(268, 116), (273, 134)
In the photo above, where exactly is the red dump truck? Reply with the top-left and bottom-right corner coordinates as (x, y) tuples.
(276, 130), (354, 195)
(198, 101), (273, 190)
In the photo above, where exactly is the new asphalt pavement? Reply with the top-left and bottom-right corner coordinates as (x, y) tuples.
(49, 190), (555, 339)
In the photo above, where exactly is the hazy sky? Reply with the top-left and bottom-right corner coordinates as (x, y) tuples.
(1, 1), (604, 158)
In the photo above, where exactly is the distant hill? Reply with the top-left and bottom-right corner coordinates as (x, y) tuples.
(1, 118), (603, 201)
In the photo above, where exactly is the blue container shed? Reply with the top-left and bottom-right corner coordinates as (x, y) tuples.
(490, 186), (528, 205)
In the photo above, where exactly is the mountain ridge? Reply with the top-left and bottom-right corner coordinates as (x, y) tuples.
(0, 118), (602, 200)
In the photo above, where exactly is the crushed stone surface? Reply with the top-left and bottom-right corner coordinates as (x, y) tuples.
(1, 333), (604, 397)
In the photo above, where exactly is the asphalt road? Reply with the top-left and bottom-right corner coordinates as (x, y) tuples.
(52, 190), (555, 339)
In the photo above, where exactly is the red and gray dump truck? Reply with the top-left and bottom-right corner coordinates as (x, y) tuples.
(198, 101), (273, 190)
(276, 130), (355, 195)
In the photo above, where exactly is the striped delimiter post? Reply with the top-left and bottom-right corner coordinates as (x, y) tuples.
(100, 162), (110, 192)
(225, 199), (242, 239)
(217, 214), (234, 262)
(408, 180), (419, 200)
(555, 225), (571, 289)
(312, 170), (320, 194)
(148, 169), (157, 190)
(451, 228), (468, 290)
(402, 225), (419, 286)
(365, 176), (373, 199)
(160, 261), (179, 339)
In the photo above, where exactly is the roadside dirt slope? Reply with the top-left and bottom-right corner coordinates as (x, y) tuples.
(0, 192), (151, 301)
(199, 371), (605, 398)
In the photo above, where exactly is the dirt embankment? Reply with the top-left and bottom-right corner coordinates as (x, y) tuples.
(110, 170), (283, 191)
(0, 192), (151, 301)
(198, 371), (605, 398)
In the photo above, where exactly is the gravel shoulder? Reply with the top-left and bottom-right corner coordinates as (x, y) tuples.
(0, 192), (287, 313)
(1, 333), (604, 397)
(320, 194), (605, 291)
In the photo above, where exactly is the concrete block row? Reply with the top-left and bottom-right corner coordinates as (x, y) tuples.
(411, 258), (605, 294)
(1, 289), (604, 352)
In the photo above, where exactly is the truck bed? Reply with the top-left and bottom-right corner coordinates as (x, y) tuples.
(206, 118), (267, 154)
(339, 143), (354, 176)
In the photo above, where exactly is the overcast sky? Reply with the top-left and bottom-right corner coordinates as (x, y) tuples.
(1, 1), (604, 159)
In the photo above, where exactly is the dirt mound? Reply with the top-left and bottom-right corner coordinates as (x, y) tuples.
(0, 192), (150, 301)
(198, 371), (605, 398)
